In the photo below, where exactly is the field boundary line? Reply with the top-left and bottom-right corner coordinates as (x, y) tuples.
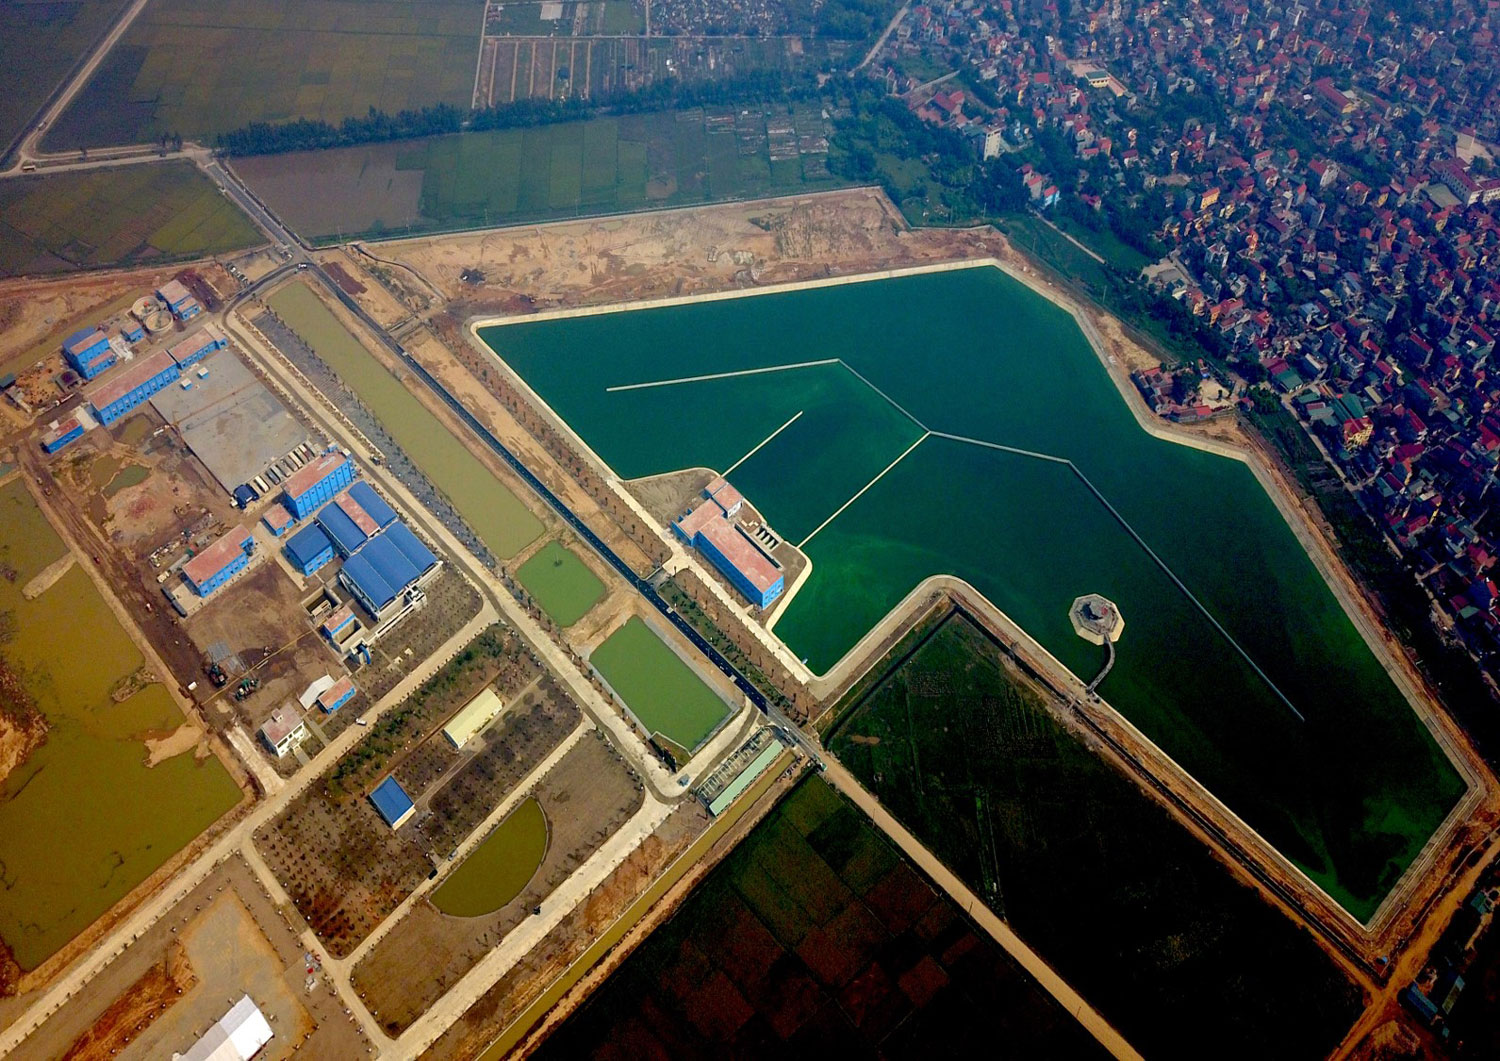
(723, 410), (803, 477)
(928, 430), (1069, 464)
(799, 432), (929, 548)
(605, 358), (838, 392)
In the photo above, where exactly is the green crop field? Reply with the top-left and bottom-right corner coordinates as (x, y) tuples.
(590, 617), (729, 752)
(829, 610), (1363, 1059)
(0, 0), (131, 155)
(234, 106), (845, 241)
(0, 162), (263, 277)
(44, 0), (485, 149)
(516, 541), (605, 627)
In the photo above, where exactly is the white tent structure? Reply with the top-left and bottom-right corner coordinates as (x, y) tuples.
(173, 995), (274, 1061)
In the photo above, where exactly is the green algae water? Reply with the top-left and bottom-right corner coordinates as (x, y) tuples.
(267, 282), (543, 559)
(516, 541), (604, 627)
(479, 266), (1466, 920)
(0, 480), (240, 970)
(431, 797), (548, 917)
(591, 617), (730, 753)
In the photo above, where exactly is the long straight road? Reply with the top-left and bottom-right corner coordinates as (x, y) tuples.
(820, 757), (1144, 1061)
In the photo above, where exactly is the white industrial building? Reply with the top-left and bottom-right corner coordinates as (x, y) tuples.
(173, 994), (273, 1061)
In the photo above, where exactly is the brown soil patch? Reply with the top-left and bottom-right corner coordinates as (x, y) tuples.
(59, 944), (196, 1061)
(625, 467), (716, 527)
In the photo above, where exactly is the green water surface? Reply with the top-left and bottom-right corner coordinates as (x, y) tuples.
(590, 617), (730, 753)
(431, 797), (548, 918)
(516, 541), (605, 627)
(0, 480), (240, 970)
(478, 266), (1466, 920)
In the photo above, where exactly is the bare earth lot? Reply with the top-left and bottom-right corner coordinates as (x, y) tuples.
(10, 855), (367, 1061)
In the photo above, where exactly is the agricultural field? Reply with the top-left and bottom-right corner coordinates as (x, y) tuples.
(43, 0), (486, 149)
(516, 540), (605, 627)
(233, 104), (841, 240)
(0, 163), (262, 277)
(590, 616), (730, 755)
(351, 732), (644, 1035)
(535, 775), (1106, 1057)
(254, 626), (582, 957)
(0, 0), (130, 155)
(827, 610), (1364, 1060)
(474, 33), (821, 106)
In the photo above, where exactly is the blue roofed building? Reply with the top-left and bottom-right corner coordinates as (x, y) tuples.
(369, 776), (415, 829)
(63, 327), (116, 380)
(315, 482), (399, 556)
(282, 451), (355, 520)
(338, 520), (440, 618)
(284, 523), (335, 576)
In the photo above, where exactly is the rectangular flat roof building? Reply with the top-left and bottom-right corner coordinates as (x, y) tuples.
(284, 523), (335, 576)
(182, 524), (255, 597)
(317, 675), (356, 713)
(283, 452), (355, 519)
(369, 776), (415, 829)
(259, 705), (307, 758)
(63, 327), (115, 379)
(168, 323), (228, 368)
(674, 481), (783, 608)
(443, 687), (504, 749)
(86, 347), (180, 425)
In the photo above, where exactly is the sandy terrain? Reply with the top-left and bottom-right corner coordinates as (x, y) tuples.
(10, 855), (361, 1061)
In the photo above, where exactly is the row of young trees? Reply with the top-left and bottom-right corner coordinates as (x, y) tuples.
(214, 70), (820, 156)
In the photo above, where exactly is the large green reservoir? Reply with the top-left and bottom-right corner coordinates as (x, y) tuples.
(0, 480), (241, 970)
(267, 282), (543, 559)
(478, 266), (1466, 920)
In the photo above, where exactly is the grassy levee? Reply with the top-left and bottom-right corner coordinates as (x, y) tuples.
(533, 774), (1109, 1058)
(0, 163), (262, 277)
(515, 541), (604, 628)
(827, 611), (1364, 1060)
(42, 0), (484, 150)
(589, 617), (730, 753)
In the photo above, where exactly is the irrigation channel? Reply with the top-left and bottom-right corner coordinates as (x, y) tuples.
(300, 269), (816, 759)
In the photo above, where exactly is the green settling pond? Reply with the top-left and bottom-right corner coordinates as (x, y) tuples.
(590, 617), (730, 754)
(432, 798), (548, 917)
(516, 541), (605, 627)
(479, 265), (1466, 921)
(0, 480), (240, 970)
(267, 282), (543, 559)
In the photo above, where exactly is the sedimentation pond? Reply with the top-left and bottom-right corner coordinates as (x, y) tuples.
(0, 480), (240, 970)
(478, 265), (1465, 920)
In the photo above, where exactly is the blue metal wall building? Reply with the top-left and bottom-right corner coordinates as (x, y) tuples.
(339, 521), (439, 617)
(63, 328), (116, 380)
(182, 526), (255, 597)
(86, 349), (181, 426)
(283, 453), (356, 520)
(284, 523), (335, 576)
